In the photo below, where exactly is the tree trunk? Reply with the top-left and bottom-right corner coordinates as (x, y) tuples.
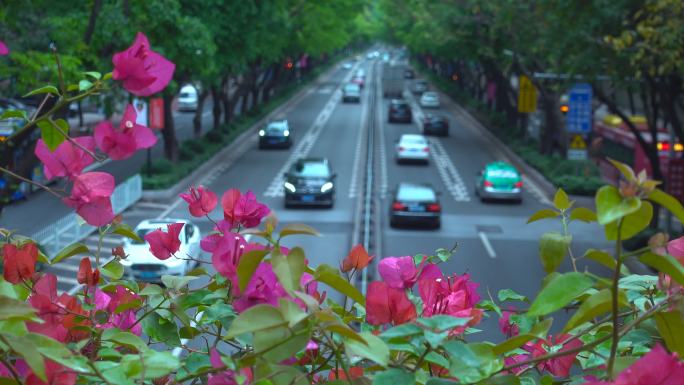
(193, 89), (209, 138)
(211, 85), (222, 130)
(262, 64), (282, 104)
(161, 93), (179, 162)
(539, 91), (560, 155)
(84, 0), (102, 45)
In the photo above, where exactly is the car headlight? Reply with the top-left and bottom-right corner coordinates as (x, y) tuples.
(283, 130), (290, 137)
(259, 129), (265, 136)
(284, 182), (296, 193)
(321, 182), (334, 193)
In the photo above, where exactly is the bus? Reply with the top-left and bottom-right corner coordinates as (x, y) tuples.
(593, 115), (683, 186)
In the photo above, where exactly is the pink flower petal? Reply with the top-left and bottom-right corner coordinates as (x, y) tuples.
(0, 41), (9, 56)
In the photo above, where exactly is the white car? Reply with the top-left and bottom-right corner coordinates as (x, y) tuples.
(121, 219), (201, 282)
(395, 134), (430, 164)
(178, 85), (198, 111)
(342, 62), (353, 70)
(420, 91), (440, 108)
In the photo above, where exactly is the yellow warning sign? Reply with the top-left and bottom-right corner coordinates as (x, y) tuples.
(570, 135), (587, 149)
(518, 75), (537, 113)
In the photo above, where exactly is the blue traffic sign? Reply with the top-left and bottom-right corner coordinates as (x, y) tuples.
(567, 83), (592, 134)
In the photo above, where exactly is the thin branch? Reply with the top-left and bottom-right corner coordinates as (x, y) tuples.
(607, 219), (624, 377)
(0, 355), (24, 385)
(0, 165), (62, 198)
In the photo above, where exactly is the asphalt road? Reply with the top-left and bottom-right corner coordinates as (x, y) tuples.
(43, 55), (615, 343)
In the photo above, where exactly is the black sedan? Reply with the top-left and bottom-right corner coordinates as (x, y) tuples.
(388, 99), (412, 123)
(390, 183), (441, 229)
(259, 120), (292, 149)
(422, 114), (449, 136)
(284, 158), (336, 208)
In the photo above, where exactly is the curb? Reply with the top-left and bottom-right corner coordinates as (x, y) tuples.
(141, 64), (341, 202)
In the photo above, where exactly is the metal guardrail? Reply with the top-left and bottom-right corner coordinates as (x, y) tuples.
(31, 174), (142, 256)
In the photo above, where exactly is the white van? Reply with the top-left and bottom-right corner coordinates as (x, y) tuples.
(178, 85), (198, 111)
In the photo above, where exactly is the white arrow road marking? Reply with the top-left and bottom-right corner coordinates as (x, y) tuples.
(478, 231), (497, 258)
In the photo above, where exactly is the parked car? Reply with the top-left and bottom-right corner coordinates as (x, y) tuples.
(404, 69), (415, 79)
(284, 158), (336, 208)
(121, 219), (201, 282)
(388, 99), (412, 123)
(412, 80), (428, 94)
(420, 91), (440, 108)
(351, 76), (365, 89)
(422, 114), (449, 136)
(342, 83), (362, 103)
(395, 134), (430, 164)
(178, 85), (198, 111)
(390, 182), (441, 229)
(474, 161), (523, 203)
(259, 120), (292, 149)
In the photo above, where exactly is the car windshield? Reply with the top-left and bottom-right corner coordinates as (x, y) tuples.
(487, 169), (519, 179)
(344, 84), (360, 92)
(292, 162), (329, 178)
(401, 136), (426, 145)
(267, 123), (286, 131)
(180, 92), (192, 98)
(424, 92), (437, 98)
(397, 185), (436, 201)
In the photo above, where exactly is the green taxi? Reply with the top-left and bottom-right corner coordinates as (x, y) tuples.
(475, 162), (523, 203)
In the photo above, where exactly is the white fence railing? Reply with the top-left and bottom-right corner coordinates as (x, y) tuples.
(31, 174), (142, 256)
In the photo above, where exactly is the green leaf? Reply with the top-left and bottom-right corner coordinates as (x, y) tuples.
(372, 368), (415, 385)
(528, 272), (593, 317)
(417, 315), (470, 332)
(435, 248), (454, 262)
(105, 331), (147, 351)
(141, 313), (181, 346)
(237, 249), (270, 292)
(553, 188), (571, 211)
(84, 71), (101, 80)
(539, 232), (571, 273)
(563, 289), (628, 332)
(326, 324), (367, 344)
(596, 186), (641, 225)
(604, 201), (652, 241)
(103, 72), (113, 81)
(121, 350), (180, 379)
(443, 342), (503, 384)
(345, 331), (390, 367)
(526, 209), (559, 224)
(380, 323), (423, 340)
(279, 223), (320, 238)
(608, 159), (636, 181)
(640, 252), (684, 286)
(78, 80), (94, 91)
(498, 289), (528, 302)
(272, 246), (305, 293)
(648, 189), (684, 223)
(51, 243), (89, 264)
(425, 330), (449, 348)
(479, 375), (521, 385)
(101, 259), (124, 280)
(493, 319), (553, 355)
(38, 119), (65, 151)
(570, 207), (597, 223)
(314, 264), (365, 305)
(23, 85), (59, 97)
(139, 284), (164, 296)
(112, 224), (142, 243)
(654, 311), (684, 356)
(226, 304), (285, 338)
(278, 298), (309, 328)
(425, 351), (451, 369)
(26, 334), (89, 373)
(584, 249), (630, 275)
(3, 334), (46, 381)
(0, 109), (27, 120)
(161, 275), (198, 290)
(253, 324), (310, 363)
(200, 302), (236, 324)
(0, 296), (39, 321)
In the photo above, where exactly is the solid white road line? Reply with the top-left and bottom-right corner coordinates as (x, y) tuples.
(376, 64), (389, 199)
(478, 231), (497, 258)
(263, 61), (362, 198)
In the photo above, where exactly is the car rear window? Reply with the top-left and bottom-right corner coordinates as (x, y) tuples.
(401, 136), (426, 145)
(486, 169), (519, 179)
(345, 84), (360, 92)
(397, 185), (436, 201)
(292, 162), (330, 177)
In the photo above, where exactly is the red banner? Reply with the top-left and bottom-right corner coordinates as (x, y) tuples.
(149, 97), (164, 129)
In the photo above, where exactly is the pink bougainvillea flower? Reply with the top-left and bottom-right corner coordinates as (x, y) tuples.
(0, 41), (8, 55)
(499, 310), (520, 337)
(221, 189), (270, 229)
(418, 273), (483, 334)
(77, 257), (100, 286)
(207, 348), (253, 385)
(378, 255), (441, 290)
(94, 104), (157, 160)
(366, 281), (417, 325)
(34, 136), (96, 180)
(233, 262), (288, 313)
(2, 242), (38, 284)
(144, 222), (184, 260)
(94, 286), (142, 335)
(526, 334), (583, 377)
(341, 244), (374, 273)
(25, 359), (77, 385)
(112, 32), (175, 96)
(201, 229), (250, 293)
(583, 344), (684, 385)
(63, 172), (115, 227)
(664, 236), (684, 258)
(180, 185), (218, 217)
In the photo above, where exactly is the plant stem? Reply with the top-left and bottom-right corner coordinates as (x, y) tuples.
(0, 165), (62, 198)
(0, 355), (24, 385)
(607, 218), (624, 378)
(412, 345), (431, 372)
(51, 43), (66, 94)
(48, 117), (102, 161)
(128, 297), (168, 330)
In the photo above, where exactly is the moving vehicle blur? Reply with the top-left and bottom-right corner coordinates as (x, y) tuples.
(390, 182), (441, 229)
(342, 83), (362, 103)
(420, 91), (440, 108)
(121, 219), (201, 282)
(474, 162), (523, 203)
(422, 114), (449, 136)
(395, 134), (430, 164)
(382, 62), (404, 98)
(388, 99), (412, 123)
(404, 69), (415, 79)
(259, 120), (292, 149)
(351, 76), (365, 89)
(284, 158), (336, 208)
(412, 80), (428, 95)
(177, 85), (198, 112)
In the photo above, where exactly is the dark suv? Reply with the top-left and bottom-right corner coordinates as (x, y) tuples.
(284, 158), (336, 208)
(388, 99), (412, 123)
